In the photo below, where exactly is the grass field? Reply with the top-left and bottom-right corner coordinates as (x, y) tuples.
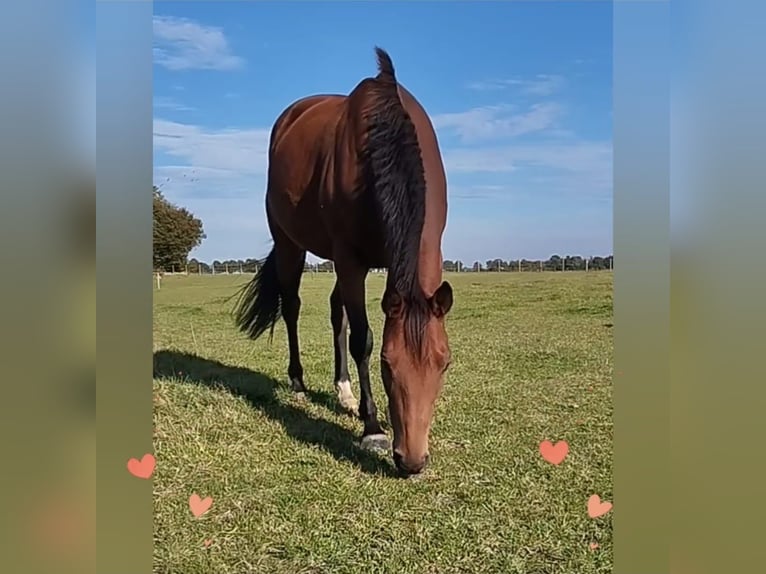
(152, 271), (613, 574)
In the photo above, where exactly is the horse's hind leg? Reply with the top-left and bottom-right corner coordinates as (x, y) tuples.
(274, 238), (307, 393)
(330, 280), (359, 416)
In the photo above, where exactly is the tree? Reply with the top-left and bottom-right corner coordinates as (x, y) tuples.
(569, 255), (585, 271)
(546, 255), (563, 271)
(153, 186), (206, 271)
(485, 258), (506, 272)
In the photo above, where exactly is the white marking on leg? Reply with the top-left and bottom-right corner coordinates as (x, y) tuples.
(335, 379), (358, 414)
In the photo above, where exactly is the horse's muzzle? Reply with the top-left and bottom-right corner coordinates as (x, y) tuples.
(393, 450), (430, 476)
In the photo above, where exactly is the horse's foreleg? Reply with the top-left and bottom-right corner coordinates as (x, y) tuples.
(335, 258), (389, 453)
(330, 281), (358, 416)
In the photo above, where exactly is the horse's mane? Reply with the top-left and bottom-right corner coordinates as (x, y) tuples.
(362, 47), (430, 358)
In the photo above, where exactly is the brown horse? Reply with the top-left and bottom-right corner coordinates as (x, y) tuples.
(233, 47), (453, 476)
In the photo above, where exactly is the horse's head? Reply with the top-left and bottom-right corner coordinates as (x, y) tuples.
(380, 280), (453, 476)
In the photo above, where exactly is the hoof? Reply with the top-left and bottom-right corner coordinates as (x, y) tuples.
(360, 433), (390, 454)
(289, 377), (307, 393)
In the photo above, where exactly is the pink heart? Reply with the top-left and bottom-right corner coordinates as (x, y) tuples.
(587, 494), (612, 518)
(189, 494), (213, 518)
(539, 440), (569, 465)
(126, 453), (155, 479)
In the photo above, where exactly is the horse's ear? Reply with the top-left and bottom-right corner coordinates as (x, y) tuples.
(381, 288), (404, 318)
(429, 281), (453, 317)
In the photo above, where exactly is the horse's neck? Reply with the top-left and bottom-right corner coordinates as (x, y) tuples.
(395, 87), (447, 299)
(416, 171), (446, 298)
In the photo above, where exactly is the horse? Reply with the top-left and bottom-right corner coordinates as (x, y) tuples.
(233, 47), (453, 476)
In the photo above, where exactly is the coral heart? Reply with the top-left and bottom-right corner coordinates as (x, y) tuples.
(587, 494), (612, 518)
(539, 440), (569, 465)
(126, 453), (155, 479)
(589, 542), (599, 550)
(189, 494), (213, 518)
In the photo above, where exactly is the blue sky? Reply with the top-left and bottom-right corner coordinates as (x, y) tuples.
(153, 1), (613, 264)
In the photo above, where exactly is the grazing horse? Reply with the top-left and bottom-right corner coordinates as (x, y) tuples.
(233, 47), (453, 476)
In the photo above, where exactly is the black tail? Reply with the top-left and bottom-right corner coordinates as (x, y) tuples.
(232, 248), (281, 342)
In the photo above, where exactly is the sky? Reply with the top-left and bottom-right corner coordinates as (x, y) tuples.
(153, 1), (613, 264)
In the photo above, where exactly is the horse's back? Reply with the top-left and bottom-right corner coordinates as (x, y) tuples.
(268, 94), (348, 193)
(264, 71), (447, 265)
(270, 94), (346, 156)
(265, 94), (347, 258)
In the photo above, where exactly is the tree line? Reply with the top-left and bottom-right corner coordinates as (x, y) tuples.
(153, 185), (613, 274)
(446, 255), (614, 272)
(170, 255), (613, 274)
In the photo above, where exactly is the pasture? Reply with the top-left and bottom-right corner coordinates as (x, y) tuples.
(152, 271), (613, 574)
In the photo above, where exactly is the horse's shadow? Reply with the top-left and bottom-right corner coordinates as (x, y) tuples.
(152, 350), (397, 477)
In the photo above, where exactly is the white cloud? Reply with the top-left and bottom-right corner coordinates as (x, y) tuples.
(441, 206), (613, 263)
(448, 184), (516, 201)
(153, 117), (610, 201)
(153, 15), (244, 71)
(442, 141), (612, 200)
(153, 118), (271, 175)
(153, 165), (265, 200)
(432, 102), (563, 143)
(176, 197), (272, 262)
(467, 74), (566, 96)
(153, 96), (195, 112)
(443, 141), (611, 174)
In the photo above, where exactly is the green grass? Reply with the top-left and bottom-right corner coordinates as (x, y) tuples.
(153, 271), (613, 574)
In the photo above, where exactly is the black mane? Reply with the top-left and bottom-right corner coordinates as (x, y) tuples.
(362, 47), (430, 357)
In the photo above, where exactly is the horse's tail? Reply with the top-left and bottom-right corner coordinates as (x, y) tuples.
(232, 247), (281, 342)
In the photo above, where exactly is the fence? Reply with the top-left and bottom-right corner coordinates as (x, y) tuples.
(157, 263), (613, 276)
(154, 258), (613, 288)
(158, 257), (613, 275)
